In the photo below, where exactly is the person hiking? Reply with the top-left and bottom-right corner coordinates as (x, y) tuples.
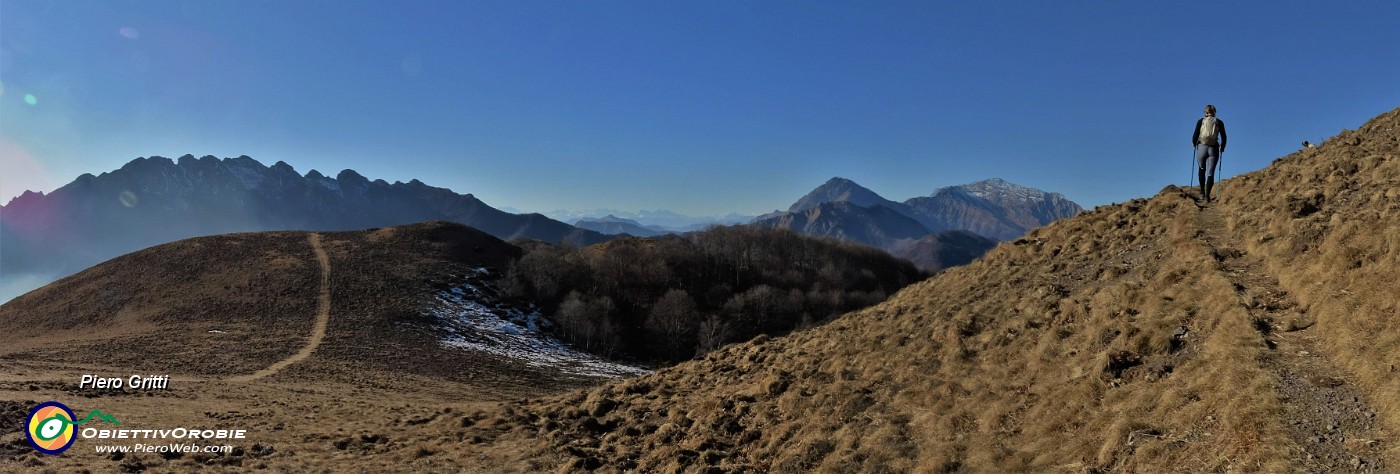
(1192, 104), (1227, 202)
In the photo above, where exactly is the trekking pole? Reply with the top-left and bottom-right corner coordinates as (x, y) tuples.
(1214, 148), (1224, 199)
(1189, 146), (1195, 194)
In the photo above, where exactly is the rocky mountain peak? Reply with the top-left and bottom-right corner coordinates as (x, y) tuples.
(788, 176), (894, 213)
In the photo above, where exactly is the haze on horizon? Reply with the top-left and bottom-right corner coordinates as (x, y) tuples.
(2, 1), (1398, 216)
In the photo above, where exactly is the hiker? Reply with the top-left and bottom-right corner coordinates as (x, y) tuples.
(1192, 105), (1227, 202)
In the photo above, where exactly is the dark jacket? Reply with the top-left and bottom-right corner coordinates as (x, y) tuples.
(1192, 117), (1227, 151)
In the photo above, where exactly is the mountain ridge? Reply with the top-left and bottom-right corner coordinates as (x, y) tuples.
(910, 178), (1085, 240)
(787, 177), (913, 215)
(547, 209), (754, 232)
(0, 155), (610, 301)
(755, 176), (1080, 270)
(573, 215), (668, 237)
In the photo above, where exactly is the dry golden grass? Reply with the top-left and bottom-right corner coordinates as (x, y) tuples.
(452, 107), (1400, 472)
(437, 188), (1296, 472)
(1217, 107), (1400, 466)
(2, 109), (1396, 472)
(0, 360), (516, 472)
(0, 221), (623, 472)
(0, 231), (322, 376)
(0, 221), (601, 398)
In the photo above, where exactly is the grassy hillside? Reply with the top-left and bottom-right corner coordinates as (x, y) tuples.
(0, 230), (323, 376)
(0, 221), (623, 398)
(449, 107), (1399, 472)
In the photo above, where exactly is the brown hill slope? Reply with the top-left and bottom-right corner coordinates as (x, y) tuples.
(0, 221), (630, 398)
(447, 108), (1399, 472)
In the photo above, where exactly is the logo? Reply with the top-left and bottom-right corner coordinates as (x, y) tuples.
(24, 402), (123, 455)
(26, 401), (78, 455)
(77, 409), (122, 425)
(24, 400), (248, 455)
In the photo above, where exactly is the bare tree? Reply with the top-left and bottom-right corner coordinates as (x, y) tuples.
(647, 289), (698, 359)
(696, 314), (732, 355)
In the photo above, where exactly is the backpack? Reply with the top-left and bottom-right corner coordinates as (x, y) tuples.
(1198, 117), (1220, 146)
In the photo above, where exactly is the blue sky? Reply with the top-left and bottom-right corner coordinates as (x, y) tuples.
(3, 1), (1397, 215)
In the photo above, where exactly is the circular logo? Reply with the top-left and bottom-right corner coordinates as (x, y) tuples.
(26, 401), (77, 455)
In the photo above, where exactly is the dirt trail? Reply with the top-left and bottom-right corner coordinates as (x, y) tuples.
(1195, 203), (1386, 472)
(229, 233), (332, 382)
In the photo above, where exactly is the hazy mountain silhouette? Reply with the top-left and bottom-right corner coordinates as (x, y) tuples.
(574, 215), (667, 237)
(549, 209), (754, 232)
(0, 155), (608, 301)
(754, 176), (1079, 270)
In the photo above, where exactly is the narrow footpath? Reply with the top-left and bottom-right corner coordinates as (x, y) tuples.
(229, 232), (332, 382)
(1195, 203), (1385, 472)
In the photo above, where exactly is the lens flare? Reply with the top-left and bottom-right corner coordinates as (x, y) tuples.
(119, 191), (138, 208)
(0, 137), (55, 209)
(24, 94), (37, 106)
(119, 27), (140, 39)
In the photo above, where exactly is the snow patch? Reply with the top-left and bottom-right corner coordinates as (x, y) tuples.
(424, 268), (649, 379)
(946, 179), (1047, 204)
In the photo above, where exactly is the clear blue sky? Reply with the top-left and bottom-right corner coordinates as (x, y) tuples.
(3, 1), (1397, 215)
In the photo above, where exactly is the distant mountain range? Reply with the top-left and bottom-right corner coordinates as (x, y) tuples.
(573, 215), (669, 237)
(548, 209), (754, 232)
(0, 156), (1082, 300)
(0, 155), (609, 301)
(753, 177), (1082, 270)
